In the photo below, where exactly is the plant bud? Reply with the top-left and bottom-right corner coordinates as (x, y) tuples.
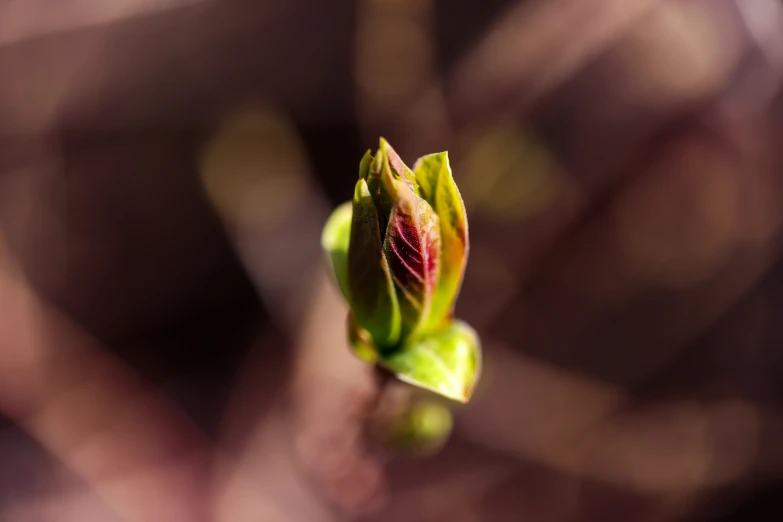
(322, 138), (480, 403)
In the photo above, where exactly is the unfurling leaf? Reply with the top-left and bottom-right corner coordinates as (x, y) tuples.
(383, 179), (441, 341)
(348, 179), (401, 348)
(379, 320), (481, 403)
(378, 138), (418, 192)
(413, 152), (469, 332)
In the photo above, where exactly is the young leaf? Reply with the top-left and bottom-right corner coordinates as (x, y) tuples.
(374, 151), (400, 236)
(348, 178), (402, 348)
(359, 149), (372, 180)
(383, 177), (441, 341)
(413, 153), (469, 332)
(379, 319), (481, 403)
(320, 201), (353, 301)
(378, 137), (418, 192)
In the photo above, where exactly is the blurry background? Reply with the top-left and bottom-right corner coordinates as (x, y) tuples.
(1, 0), (783, 520)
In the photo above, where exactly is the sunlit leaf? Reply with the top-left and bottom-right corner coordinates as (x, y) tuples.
(378, 137), (418, 191)
(366, 149), (397, 237)
(379, 320), (481, 403)
(413, 152), (469, 332)
(383, 176), (441, 340)
(320, 201), (353, 301)
(348, 178), (401, 348)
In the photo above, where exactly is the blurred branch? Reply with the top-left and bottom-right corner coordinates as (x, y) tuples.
(449, 0), (663, 122)
(0, 255), (211, 522)
(0, 0), (208, 47)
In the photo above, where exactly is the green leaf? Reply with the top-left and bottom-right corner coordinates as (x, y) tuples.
(366, 138), (417, 236)
(320, 201), (353, 301)
(378, 137), (418, 191)
(366, 148), (397, 237)
(348, 178), (402, 348)
(413, 152), (469, 332)
(379, 320), (481, 403)
(383, 177), (441, 341)
(359, 149), (372, 180)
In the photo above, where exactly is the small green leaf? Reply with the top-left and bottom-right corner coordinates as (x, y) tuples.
(321, 201), (353, 301)
(379, 320), (481, 403)
(371, 149), (399, 236)
(348, 178), (402, 348)
(359, 149), (372, 180)
(413, 153), (469, 332)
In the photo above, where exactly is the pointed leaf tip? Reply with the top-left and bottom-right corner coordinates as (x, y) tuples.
(359, 149), (372, 180)
(376, 138), (417, 191)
